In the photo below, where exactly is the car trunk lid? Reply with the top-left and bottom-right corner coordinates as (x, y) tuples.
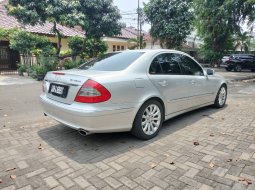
(44, 69), (112, 105)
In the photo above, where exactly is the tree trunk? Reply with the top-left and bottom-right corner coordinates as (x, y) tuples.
(53, 21), (62, 58)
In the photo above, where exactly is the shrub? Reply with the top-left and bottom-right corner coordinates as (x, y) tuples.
(17, 63), (28, 73)
(62, 59), (84, 70)
(34, 65), (47, 75)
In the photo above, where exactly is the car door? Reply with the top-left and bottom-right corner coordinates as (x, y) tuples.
(252, 56), (255, 69)
(246, 55), (255, 69)
(148, 53), (194, 115)
(177, 54), (215, 107)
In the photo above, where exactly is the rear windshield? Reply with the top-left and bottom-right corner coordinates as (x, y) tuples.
(78, 52), (144, 71)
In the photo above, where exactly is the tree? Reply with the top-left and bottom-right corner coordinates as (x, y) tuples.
(7, 0), (122, 59)
(8, 30), (55, 65)
(7, 0), (76, 56)
(68, 36), (107, 59)
(128, 37), (146, 50)
(193, 0), (255, 63)
(144, 0), (193, 49)
(234, 31), (251, 52)
(77, 0), (122, 39)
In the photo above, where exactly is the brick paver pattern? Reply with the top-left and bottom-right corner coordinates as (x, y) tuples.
(0, 95), (255, 190)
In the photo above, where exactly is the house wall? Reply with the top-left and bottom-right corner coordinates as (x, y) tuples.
(103, 37), (131, 53)
(0, 36), (71, 70)
(47, 36), (69, 51)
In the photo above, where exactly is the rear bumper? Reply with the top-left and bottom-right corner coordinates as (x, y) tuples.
(40, 94), (136, 133)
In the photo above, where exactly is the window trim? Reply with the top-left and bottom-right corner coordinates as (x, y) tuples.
(178, 54), (205, 76)
(148, 53), (185, 75)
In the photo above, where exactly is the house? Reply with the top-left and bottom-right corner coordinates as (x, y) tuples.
(0, 4), (138, 71)
(103, 27), (137, 53)
(0, 7), (84, 71)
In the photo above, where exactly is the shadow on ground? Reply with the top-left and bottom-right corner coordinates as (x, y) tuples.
(38, 105), (227, 164)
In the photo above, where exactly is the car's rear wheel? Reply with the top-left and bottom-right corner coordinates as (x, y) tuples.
(225, 68), (231, 71)
(251, 69), (255, 72)
(214, 85), (227, 108)
(132, 100), (163, 140)
(234, 64), (242, 72)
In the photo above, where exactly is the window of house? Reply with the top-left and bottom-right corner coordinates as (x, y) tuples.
(113, 45), (116, 52)
(121, 46), (125, 50)
(117, 45), (120, 51)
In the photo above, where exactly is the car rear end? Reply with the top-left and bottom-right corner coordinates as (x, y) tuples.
(40, 52), (146, 134)
(220, 56), (230, 69)
(222, 55), (240, 71)
(40, 70), (136, 134)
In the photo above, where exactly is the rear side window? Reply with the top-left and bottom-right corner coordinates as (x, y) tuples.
(78, 52), (144, 71)
(178, 54), (204, 76)
(149, 53), (182, 75)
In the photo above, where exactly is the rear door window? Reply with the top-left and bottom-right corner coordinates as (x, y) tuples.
(149, 53), (182, 75)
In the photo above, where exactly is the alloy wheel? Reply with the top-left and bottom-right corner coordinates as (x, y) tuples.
(218, 87), (226, 106)
(141, 104), (161, 135)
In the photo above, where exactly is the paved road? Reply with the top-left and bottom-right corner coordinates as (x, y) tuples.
(0, 72), (255, 190)
(212, 68), (255, 82)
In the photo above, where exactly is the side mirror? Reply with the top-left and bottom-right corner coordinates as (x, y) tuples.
(207, 68), (215, 75)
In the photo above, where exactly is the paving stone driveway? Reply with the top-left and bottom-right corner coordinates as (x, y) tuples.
(0, 85), (255, 190)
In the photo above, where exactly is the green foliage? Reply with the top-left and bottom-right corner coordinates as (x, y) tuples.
(7, 0), (75, 26)
(144, 0), (193, 49)
(193, 0), (255, 63)
(7, 0), (122, 58)
(82, 38), (108, 58)
(234, 32), (252, 52)
(28, 55), (58, 76)
(34, 65), (47, 75)
(0, 28), (18, 40)
(38, 55), (58, 71)
(60, 50), (72, 57)
(9, 30), (55, 56)
(61, 59), (84, 70)
(67, 36), (107, 59)
(17, 63), (27, 73)
(67, 36), (84, 56)
(128, 38), (146, 50)
(78, 0), (122, 39)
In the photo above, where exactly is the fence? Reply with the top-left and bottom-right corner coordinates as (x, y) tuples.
(0, 70), (18, 75)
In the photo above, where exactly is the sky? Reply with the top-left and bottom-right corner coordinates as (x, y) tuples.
(113, 0), (151, 31)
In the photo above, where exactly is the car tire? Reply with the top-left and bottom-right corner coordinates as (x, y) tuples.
(234, 64), (242, 72)
(251, 69), (255, 72)
(225, 68), (231, 71)
(132, 100), (163, 140)
(213, 85), (227, 108)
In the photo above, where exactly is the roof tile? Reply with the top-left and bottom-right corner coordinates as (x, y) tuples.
(0, 8), (84, 37)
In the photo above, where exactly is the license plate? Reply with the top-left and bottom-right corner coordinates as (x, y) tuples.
(49, 83), (68, 98)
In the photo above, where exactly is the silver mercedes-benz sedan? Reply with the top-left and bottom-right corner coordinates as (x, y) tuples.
(40, 49), (227, 140)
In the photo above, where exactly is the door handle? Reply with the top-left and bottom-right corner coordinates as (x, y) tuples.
(158, 80), (168, 87)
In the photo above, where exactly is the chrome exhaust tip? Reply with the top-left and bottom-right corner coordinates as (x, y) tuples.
(78, 129), (88, 136)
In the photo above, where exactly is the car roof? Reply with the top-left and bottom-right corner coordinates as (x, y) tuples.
(120, 49), (186, 54)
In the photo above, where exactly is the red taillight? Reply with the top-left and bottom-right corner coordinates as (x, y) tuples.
(52, 72), (65, 75)
(74, 79), (111, 103)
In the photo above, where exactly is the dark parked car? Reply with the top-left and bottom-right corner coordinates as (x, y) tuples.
(220, 54), (255, 72)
